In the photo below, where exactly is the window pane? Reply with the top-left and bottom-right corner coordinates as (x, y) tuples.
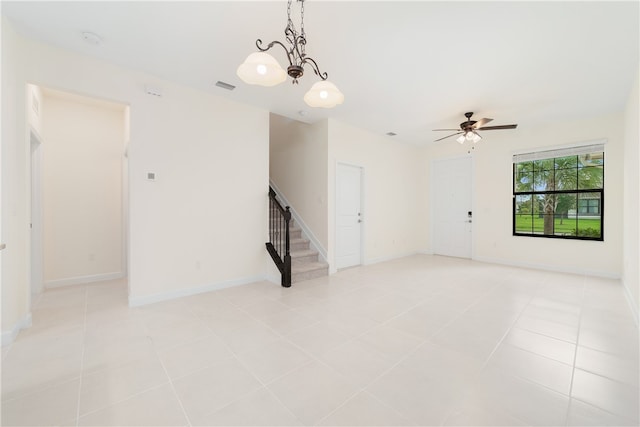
(535, 194), (555, 235)
(515, 195), (532, 214)
(533, 170), (552, 191)
(576, 193), (602, 238)
(578, 165), (603, 190)
(554, 158), (578, 191)
(556, 193), (577, 236)
(555, 155), (578, 170)
(515, 170), (533, 192)
(533, 159), (554, 191)
(579, 152), (604, 167)
(515, 214), (533, 234)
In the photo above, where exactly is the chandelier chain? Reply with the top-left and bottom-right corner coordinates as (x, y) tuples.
(300, 0), (305, 39)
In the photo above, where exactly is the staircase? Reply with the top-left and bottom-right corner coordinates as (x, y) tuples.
(267, 187), (328, 286)
(287, 220), (329, 283)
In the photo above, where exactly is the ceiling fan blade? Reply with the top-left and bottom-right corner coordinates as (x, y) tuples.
(477, 124), (518, 130)
(432, 128), (461, 131)
(473, 118), (493, 129)
(434, 132), (463, 142)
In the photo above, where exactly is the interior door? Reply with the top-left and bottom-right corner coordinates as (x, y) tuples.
(336, 163), (362, 269)
(432, 156), (472, 258)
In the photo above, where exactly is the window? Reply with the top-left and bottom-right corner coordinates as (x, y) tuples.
(513, 143), (604, 240)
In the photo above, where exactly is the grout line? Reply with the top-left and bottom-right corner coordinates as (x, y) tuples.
(75, 286), (89, 427)
(437, 276), (539, 426)
(156, 356), (193, 426)
(565, 274), (587, 426)
(74, 382), (171, 421)
(179, 300), (309, 425)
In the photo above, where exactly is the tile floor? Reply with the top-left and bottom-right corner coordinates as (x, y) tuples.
(1, 255), (638, 426)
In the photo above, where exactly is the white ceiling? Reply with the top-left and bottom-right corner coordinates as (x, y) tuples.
(2, 1), (638, 146)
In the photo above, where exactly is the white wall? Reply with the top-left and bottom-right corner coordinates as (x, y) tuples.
(327, 119), (423, 270)
(623, 67), (639, 320)
(424, 113), (625, 278)
(2, 17), (32, 345)
(41, 91), (126, 287)
(269, 114), (328, 253)
(1, 19), (270, 332)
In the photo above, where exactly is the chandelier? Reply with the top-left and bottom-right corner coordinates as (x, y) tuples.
(237, 0), (344, 108)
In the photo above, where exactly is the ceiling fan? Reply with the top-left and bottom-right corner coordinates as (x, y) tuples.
(433, 112), (518, 143)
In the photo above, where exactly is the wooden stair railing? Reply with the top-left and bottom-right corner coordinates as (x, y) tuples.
(266, 187), (291, 288)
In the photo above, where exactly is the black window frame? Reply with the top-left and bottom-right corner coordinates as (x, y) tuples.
(512, 148), (604, 241)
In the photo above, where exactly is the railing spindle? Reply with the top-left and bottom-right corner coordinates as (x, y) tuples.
(266, 187), (292, 287)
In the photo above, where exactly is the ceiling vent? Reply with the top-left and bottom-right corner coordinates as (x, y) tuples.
(215, 81), (236, 91)
(145, 85), (162, 97)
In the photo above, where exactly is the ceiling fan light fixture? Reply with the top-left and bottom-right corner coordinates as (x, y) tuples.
(432, 112), (518, 143)
(304, 80), (344, 108)
(237, 52), (287, 86)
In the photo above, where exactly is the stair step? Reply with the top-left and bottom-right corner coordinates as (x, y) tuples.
(290, 237), (310, 251)
(269, 227), (302, 239)
(291, 249), (319, 263)
(291, 261), (329, 283)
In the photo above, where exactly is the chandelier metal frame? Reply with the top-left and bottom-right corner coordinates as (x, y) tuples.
(255, 0), (327, 84)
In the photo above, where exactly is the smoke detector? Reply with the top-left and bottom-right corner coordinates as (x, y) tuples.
(81, 32), (103, 46)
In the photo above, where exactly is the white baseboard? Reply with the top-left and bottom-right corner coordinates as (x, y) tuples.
(472, 256), (621, 279)
(269, 180), (328, 263)
(45, 272), (125, 289)
(622, 279), (639, 327)
(329, 251), (423, 274)
(128, 275), (266, 307)
(1, 313), (32, 347)
(365, 251), (421, 266)
(266, 272), (281, 285)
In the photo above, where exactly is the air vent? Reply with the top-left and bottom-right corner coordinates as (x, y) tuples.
(386, 132), (397, 136)
(215, 81), (236, 91)
(145, 85), (163, 97)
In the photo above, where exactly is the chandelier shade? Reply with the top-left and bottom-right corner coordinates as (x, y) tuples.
(237, 52), (287, 87)
(304, 80), (344, 108)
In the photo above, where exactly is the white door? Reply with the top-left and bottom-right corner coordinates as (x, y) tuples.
(432, 156), (472, 258)
(336, 164), (362, 269)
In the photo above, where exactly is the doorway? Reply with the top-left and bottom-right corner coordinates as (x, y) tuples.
(431, 156), (473, 258)
(335, 163), (363, 269)
(32, 86), (129, 291)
